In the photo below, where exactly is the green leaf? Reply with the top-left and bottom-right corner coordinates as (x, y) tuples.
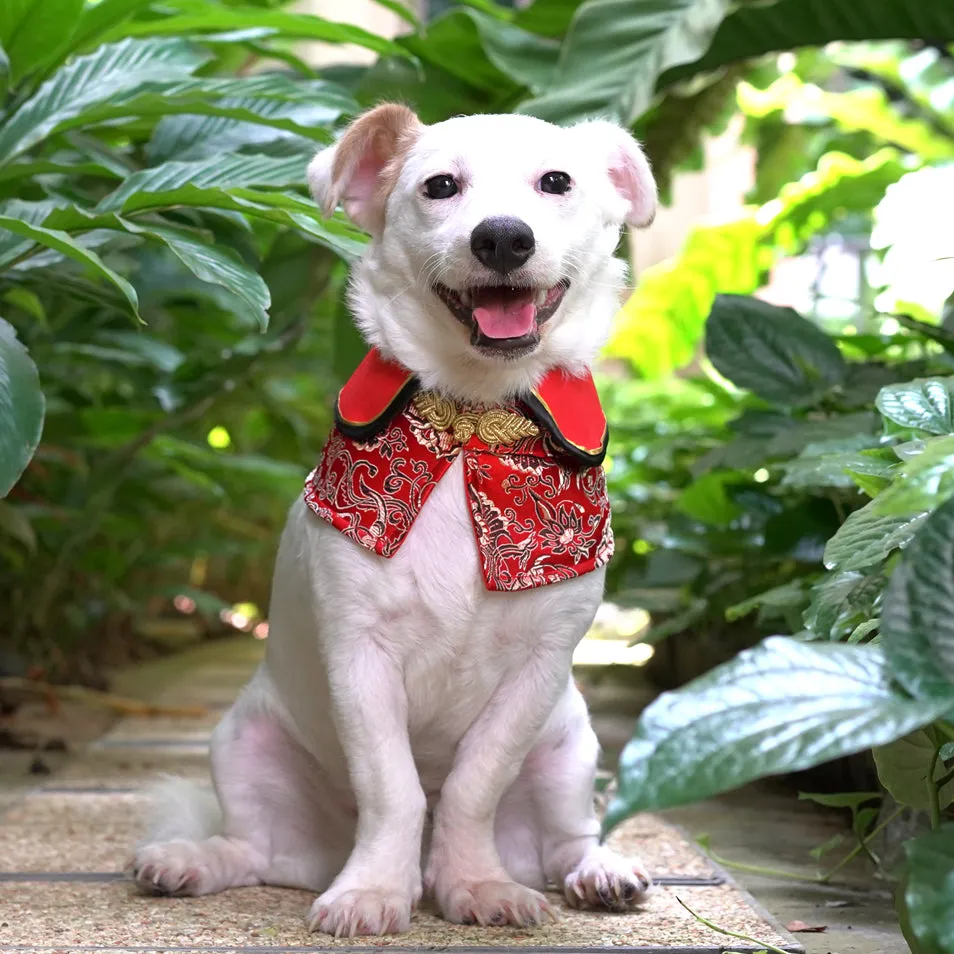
(51, 0), (155, 61)
(0, 317), (44, 499)
(0, 210), (140, 317)
(0, 41), (9, 98)
(0, 38), (210, 163)
(52, 76), (352, 159)
(661, 0), (954, 93)
(873, 436), (954, 517)
(0, 499), (36, 552)
(123, 221), (269, 330)
(99, 153), (308, 211)
(725, 579), (808, 623)
(402, 9), (557, 95)
(607, 637), (950, 824)
(874, 731), (954, 811)
(882, 495), (954, 700)
(877, 378), (954, 437)
(675, 472), (741, 526)
(0, 0), (83, 82)
(804, 568), (884, 642)
(904, 826), (954, 954)
(705, 295), (846, 406)
(798, 791), (881, 811)
(824, 501), (927, 573)
(97, 183), (365, 261)
(520, 0), (732, 124)
(97, 331), (184, 373)
(100, 3), (411, 59)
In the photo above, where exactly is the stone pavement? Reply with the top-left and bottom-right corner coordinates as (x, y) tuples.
(0, 637), (803, 954)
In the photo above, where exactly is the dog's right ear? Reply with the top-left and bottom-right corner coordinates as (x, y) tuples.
(307, 103), (423, 237)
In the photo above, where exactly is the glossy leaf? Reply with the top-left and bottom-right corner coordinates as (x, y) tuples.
(882, 495), (954, 700)
(0, 211), (140, 317)
(705, 295), (846, 406)
(0, 317), (44, 498)
(402, 8), (557, 95)
(520, 0), (731, 124)
(0, 0), (83, 81)
(99, 4), (410, 59)
(98, 154), (310, 212)
(607, 638), (950, 825)
(877, 378), (954, 436)
(661, 0), (954, 91)
(823, 502), (927, 572)
(0, 38), (210, 163)
(122, 221), (269, 330)
(874, 731), (954, 811)
(904, 827), (954, 954)
(873, 436), (954, 517)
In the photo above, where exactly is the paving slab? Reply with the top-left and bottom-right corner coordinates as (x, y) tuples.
(0, 880), (797, 952)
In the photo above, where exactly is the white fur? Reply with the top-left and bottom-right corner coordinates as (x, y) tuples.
(130, 109), (657, 937)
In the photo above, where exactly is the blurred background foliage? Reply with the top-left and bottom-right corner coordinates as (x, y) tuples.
(1, 0), (953, 691)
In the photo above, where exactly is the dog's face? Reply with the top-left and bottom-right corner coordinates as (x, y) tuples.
(309, 106), (656, 397)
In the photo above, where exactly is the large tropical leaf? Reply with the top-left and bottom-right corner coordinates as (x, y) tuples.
(705, 295), (847, 406)
(144, 103), (331, 163)
(32, 76), (355, 158)
(99, 154), (308, 210)
(904, 827), (954, 954)
(882, 495), (954, 701)
(50, 0), (156, 62)
(121, 220), (270, 330)
(401, 8), (558, 96)
(0, 38), (210, 163)
(98, 3), (411, 59)
(0, 0), (83, 82)
(0, 317), (44, 498)
(660, 0), (954, 91)
(520, 0), (732, 124)
(0, 207), (140, 315)
(101, 185), (365, 261)
(606, 638), (952, 826)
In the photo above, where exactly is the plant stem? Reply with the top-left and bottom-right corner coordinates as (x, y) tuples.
(929, 746), (943, 831)
(675, 897), (790, 954)
(820, 806), (906, 882)
(935, 766), (954, 791)
(698, 838), (825, 883)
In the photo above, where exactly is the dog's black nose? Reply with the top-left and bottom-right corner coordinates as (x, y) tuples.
(470, 217), (535, 274)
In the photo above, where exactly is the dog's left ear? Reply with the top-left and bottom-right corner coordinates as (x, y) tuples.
(307, 103), (423, 236)
(575, 121), (657, 228)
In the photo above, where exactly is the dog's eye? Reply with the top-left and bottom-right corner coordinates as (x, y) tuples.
(424, 174), (459, 199)
(539, 171), (571, 195)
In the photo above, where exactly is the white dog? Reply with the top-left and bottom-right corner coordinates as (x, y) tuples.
(131, 104), (658, 938)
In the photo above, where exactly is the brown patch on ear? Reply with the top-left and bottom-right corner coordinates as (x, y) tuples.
(328, 103), (422, 232)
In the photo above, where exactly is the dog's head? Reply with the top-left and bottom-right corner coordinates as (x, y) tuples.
(309, 104), (656, 401)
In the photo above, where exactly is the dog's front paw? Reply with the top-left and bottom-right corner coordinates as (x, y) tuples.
(129, 840), (210, 896)
(563, 847), (651, 911)
(436, 879), (557, 927)
(307, 887), (413, 937)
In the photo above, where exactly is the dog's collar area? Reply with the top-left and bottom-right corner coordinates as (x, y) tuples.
(334, 349), (608, 466)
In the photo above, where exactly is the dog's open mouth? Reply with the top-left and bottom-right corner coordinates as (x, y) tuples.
(434, 280), (570, 357)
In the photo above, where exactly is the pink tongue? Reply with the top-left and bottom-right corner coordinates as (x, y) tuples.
(472, 291), (537, 339)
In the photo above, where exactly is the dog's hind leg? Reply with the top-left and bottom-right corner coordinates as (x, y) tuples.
(131, 682), (351, 897)
(527, 683), (651, 910)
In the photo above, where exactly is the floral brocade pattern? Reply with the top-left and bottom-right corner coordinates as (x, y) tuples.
(303, 398), (613, 591)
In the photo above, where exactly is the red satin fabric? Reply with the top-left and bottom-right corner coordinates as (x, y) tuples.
(304, 397), (613, 592)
